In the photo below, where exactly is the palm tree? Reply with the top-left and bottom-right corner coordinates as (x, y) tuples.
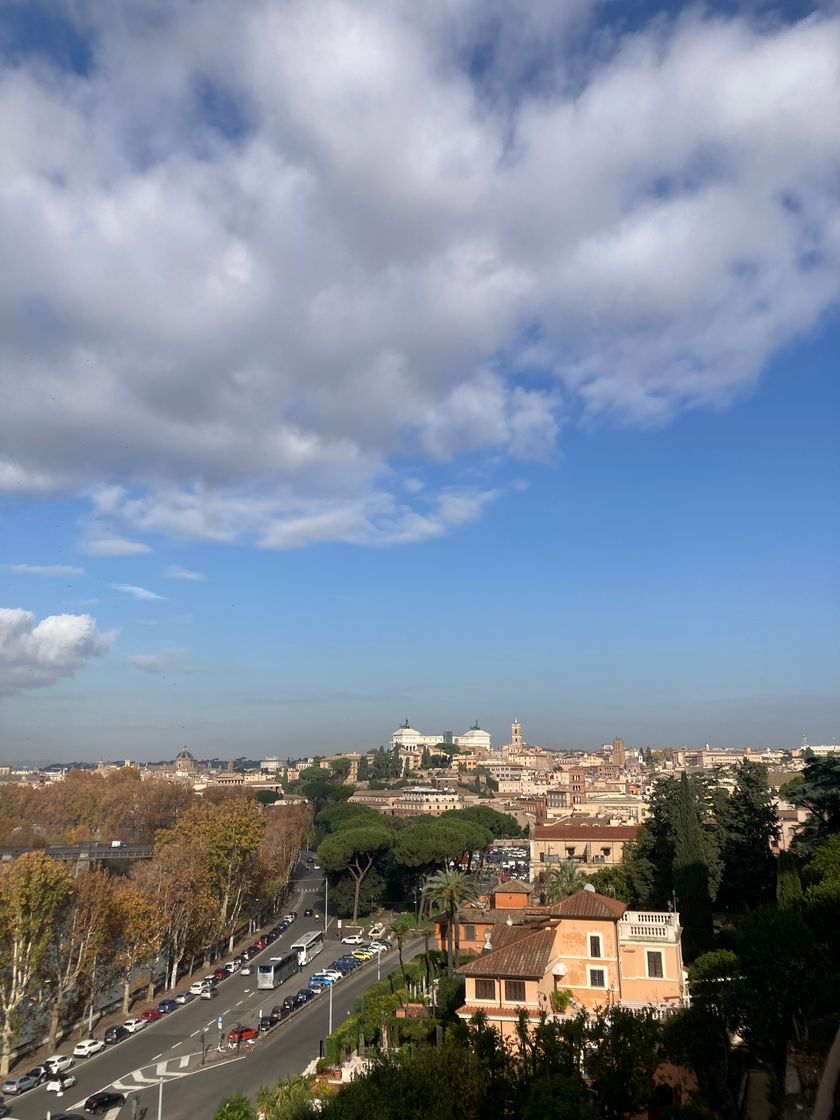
(544, 861), (585, 904)
(422, 869), (481, 976)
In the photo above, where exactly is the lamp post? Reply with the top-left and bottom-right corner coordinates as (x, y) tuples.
(157, 1077), (163, 1120)
(328, 980), (333, 1035)
(324, 875), (329, 936)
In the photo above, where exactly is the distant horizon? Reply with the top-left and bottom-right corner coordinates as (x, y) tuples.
(4, 739), (829, 771)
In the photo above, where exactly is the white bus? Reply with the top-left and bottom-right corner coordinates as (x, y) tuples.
(257, 952), (298, 990)
(290, 930), (323, 966)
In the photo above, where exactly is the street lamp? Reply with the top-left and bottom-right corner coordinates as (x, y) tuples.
(324, 875), (329, 936)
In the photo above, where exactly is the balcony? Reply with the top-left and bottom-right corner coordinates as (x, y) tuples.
(618, 910), (680, 943)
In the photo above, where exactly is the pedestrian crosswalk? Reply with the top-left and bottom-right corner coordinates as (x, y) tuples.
(65, 1053), (194, 1113)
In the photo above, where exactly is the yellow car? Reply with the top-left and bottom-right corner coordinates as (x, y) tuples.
(351, 949), (373, 961)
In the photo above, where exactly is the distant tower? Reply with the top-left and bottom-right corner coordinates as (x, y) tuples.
(512, 720), (523, 749)
(612, 737), (626, 767)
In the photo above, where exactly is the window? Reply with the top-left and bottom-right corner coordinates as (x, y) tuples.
(504, 980), (526, 1002)
(589, 968), (606, 988)
(465, 924), (477, 941)
(589, 934), (602, 959)
(647, 951), (664, 979)
(475, 979), (496, 1000)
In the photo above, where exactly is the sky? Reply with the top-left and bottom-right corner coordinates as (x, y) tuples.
(0, 0), (838, 763)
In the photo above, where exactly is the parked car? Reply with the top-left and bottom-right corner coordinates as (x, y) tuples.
(254, 937), (267, 949)
(0, 1101), (11, 1117)
(46, 1072), (78, 1093)
(258, 1016), (275, 1032)
(103, 1025), (130, 1044)
(351, 949), (373, 960)
(203, 975), (220, 987)
(295, 988), (315, 1005)
(308, 975), (331, 988)
(213, 967), (228, 981)
(189, 980), (209, 995)
(227, 1025), (258, 1044)
(282, 995), (296, 1012)
(140, 1008), (163, 1022)
(199, 986), (217, 999)
(269, 1005), (289, 1023)
(366, 943), (386, 955)
(240, 963), (253, 976)
(341, 933), (364, 944)
(25, 1065), (50, 1085)
(73, 1038), (105, 1057)
(123, 1018), (147, 1033)
(223, 961), (239, 973)
(45, 1055), (74, 1074)
(174, 991), (193, 1004)
(84, 1091), (126, 1114)
(157, 998), (178, 1014)
(3, 1072), (40, 1095)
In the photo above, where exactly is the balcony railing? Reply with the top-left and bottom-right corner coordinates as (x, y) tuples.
(618, 910), (680, 942)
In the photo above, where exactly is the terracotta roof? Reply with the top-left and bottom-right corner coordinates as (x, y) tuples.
(546, 889), (627, 920)
(491, 880), (533, 894)
(533, 822), (639, 840)
(458, 926), (557, 978)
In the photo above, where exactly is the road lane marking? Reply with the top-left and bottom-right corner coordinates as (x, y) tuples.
(152, 1052), (162, 1060)
(171, 1041), (182, 1048)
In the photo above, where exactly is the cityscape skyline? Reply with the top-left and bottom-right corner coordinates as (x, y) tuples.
(1, 1), (839, 761)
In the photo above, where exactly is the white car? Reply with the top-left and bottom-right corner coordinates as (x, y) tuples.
(239, 964), (252, 976)
(73, 1038), (105, 1058)
(199, 986), (217, 999)
(44, 1055), (73, 1074)
(46, 1072), (77, 1092)
(318, 969), (343, 981)
(123, 1018), (147, 1034)
(341, 934), (364, 944)
(366, 943), (386, 955)
(189, 981), (209, 995)
(174, 991), (193, 1004)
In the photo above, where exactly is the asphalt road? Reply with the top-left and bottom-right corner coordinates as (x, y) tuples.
(3, 858), (417, 1120)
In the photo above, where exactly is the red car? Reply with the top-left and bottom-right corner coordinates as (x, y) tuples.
(254, 937), (267, 949)
(140, 1008), (163, 1022)
(227, 1025), (258, 1044)
(213, 968), (228, 981)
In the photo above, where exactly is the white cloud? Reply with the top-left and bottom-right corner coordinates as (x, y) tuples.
(0, 4), (838, 546)
(83, 538), (152, 557)
(129, 650), (184, 673)
(165, 565), (207, 581)
(0, 608), (115, 695)
(109, 583), (168, 601)
(7, 564), (84, 577)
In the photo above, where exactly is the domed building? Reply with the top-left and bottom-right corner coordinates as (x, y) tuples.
(174, 747), (197, 775)
(458, 721), (492, 752)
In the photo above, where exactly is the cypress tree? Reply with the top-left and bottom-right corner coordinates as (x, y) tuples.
(775, 850), (803, 910)
(673, 773), (713, 958)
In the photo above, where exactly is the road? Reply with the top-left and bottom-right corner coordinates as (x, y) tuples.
(3, 858), (416, 1120)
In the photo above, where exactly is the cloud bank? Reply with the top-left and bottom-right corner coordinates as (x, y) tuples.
(0, 608), (114, 695)
(0, 1), (838, 547)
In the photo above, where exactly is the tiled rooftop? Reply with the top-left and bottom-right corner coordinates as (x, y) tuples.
(457, 926), (557, 978)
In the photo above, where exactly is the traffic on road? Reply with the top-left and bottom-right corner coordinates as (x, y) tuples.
(0, 855), (398, 1120)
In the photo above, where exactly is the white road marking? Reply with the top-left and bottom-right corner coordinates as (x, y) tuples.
(178, 1055), (190, 1068)
(171, 1040), (182, 1048)
(152, 1052), (162, 1060)
(190, 1028), (200, 1037)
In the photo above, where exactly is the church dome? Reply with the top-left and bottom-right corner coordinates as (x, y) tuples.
(176, 748), (195, 761)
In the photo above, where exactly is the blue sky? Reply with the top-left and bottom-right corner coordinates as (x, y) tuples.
(0, 1), (838, 761)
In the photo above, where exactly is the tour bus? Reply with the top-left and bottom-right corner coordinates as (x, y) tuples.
(257, 952), (298, 990)
(290, 930), (324, 967)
